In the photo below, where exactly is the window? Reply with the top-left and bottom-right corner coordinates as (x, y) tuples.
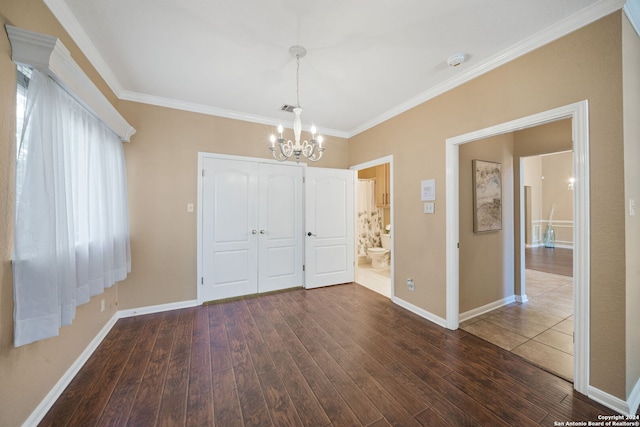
(13, 68), (131, 347)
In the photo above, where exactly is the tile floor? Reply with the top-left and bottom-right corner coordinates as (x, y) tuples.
(356, 264), (391, 298)
(460, 269), (574, 381)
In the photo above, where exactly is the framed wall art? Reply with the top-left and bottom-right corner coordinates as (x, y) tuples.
(473, 159), (502, 233)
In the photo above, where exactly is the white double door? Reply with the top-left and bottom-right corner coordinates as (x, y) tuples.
(200, 156), (354, 302)
(201, 158), (303, 301)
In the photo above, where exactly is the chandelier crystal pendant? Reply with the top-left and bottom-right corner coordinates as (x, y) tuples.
(269, 45), (324, 163)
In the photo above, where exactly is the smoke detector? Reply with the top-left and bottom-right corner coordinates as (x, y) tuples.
(447, 53), (466, 68)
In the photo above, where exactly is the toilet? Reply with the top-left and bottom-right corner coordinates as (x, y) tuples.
(367, 233), (391, 269)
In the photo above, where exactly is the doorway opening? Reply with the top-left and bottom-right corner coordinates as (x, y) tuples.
(351, 156), (394, 298)
(445, 101), (590, 394)
(460, 147), (576, 382)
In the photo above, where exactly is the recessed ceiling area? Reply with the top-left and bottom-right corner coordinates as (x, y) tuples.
(45, 0), (614, 137)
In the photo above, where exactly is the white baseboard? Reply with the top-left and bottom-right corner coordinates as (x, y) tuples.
(526, 243), (574, 249)
(118, 299), (199, 318)
(515, 294), (529, 303)
(392, 296), (447, 328)
(22, 312), (119, 427)
(589, 381), (640, 416)
(630, 377), (640, 417)
(459, 295), (516, 323)
(24, 298), (200, 427)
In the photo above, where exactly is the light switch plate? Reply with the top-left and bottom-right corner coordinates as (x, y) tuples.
(187, 203), (194, 213)
(424, 202), (435, 214)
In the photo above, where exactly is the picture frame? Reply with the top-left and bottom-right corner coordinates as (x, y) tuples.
(473, 159), (502, 233)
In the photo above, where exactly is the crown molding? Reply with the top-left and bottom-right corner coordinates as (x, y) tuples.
(346, 0), (626, 138)
(6, 25), (136, 141)
(624, 0), (640, 36)
(43, 0), (124, 97)
(120, 90), (350, 139)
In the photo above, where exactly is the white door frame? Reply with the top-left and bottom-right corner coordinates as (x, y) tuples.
(350, 155), (394, 297)
(445, 101), (590, 394)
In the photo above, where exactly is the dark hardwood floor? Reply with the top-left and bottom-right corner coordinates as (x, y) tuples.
(525, 247), (573, 277)
(40, 283), (619, 426)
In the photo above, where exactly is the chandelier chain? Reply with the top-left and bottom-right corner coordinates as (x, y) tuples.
(296, 54), (301, 108)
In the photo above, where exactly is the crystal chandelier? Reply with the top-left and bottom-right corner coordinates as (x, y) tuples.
(269, 45), (324, 163)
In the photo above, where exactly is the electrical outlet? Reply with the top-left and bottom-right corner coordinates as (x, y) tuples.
(100, 299), (105, 312)
(407, 278), (414, 291)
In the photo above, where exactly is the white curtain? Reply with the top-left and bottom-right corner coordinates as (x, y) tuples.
(13, 70), (131, 347)
(357, 179), (382, 256)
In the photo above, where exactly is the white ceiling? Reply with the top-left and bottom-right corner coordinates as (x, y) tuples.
(44, 0), (625, 138)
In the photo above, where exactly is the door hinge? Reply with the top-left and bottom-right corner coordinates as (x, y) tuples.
(457, 242), (460, 249)
(201, 277), (204, 285)
(303, 177), (305, 183)
(303, 265), (305, 272)
(202, 169), (205, 177)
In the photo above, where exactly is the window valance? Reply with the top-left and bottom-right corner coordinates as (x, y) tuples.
(6, 25), (136, 142)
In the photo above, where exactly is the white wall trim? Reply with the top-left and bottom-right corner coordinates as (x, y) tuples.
(392, 296), (447, 328)
(121, 91), (349, 139)
(446, 100), (591, 396)
(515, 294), (529, 303)
(22, 313), (120, 427)
(5, 25), (136, 142)
(624, 0), (640, 37)
(459, 296), (516, 323)
(588, 384), (640, 417)
(628, 377), (640, 417)
(118, 299), (199, 318)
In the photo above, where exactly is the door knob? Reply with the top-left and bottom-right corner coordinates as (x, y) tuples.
(260, 230), (266, 234)
(307, 232), (316, 236)
(251, 230), (258, 234)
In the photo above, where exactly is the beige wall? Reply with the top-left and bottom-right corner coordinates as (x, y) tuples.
(623, 15), (640, 398)
(459, 134), (514, 313)
(117, 101), (349, 309)
(349, 14), (627, 398)
(0, 1), (637, 424)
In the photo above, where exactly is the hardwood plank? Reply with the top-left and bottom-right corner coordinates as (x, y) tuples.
(186, 306), (215, 426)
(212, 368), (243, 427)
(306, 345), (384, 426)
(209, 303), (232, 373)
(258, 369), (303, 426)
(442, 370), (544, 426)
(97, 315), (166, 427)
(223, 302), (272, 427)
(414, 407), (458, 427)
(327, 346), (422, 426)
(127, 311), (180, 426)
(233, 299), (275, 375)
(300, 365), (363, 427)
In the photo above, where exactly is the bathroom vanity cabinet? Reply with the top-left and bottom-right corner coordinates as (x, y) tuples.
(375, 163), (390, 207)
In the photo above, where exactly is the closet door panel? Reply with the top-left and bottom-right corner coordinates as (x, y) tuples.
(258, 163), (303, 293)
(201, 158), (259, 301)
